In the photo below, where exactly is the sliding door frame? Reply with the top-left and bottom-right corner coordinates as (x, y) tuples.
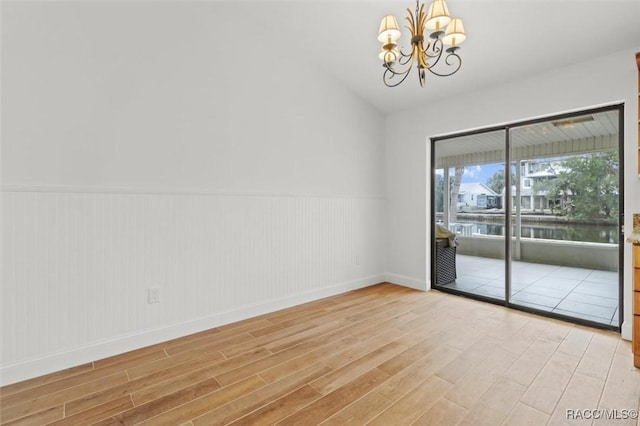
(430, 103), (624, 331)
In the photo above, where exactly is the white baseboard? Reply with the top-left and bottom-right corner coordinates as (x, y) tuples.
(621, 320), (631, 341)
(0, 274), (385, 386)
(386, 273), (428, 291)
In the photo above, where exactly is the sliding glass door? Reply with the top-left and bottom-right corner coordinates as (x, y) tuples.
(431, 106), (623, 329)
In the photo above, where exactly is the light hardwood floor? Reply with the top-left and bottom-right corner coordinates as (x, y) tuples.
(1, 283), (639, 425)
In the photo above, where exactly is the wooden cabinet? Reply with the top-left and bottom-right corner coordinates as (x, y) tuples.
(635, 316), (640, 367)
(634, 245), (640, 368)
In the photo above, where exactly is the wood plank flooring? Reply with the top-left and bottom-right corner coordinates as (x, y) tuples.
(1, 283), (639, 425)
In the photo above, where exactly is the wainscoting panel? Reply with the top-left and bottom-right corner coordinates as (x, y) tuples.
(1, 187), (387, 384)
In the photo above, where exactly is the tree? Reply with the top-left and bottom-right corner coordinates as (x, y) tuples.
(435, 173), (445, 212)
(558, 152), (618, 219)
(435, 173), (456, 212)
(449, 166), (464, 222)
(544, 152), (618, 219)
(487, 167), (507, 194)
(531, 177), (554, 212)
(530, 162), (561, 212)
(486, 166), (515, 195)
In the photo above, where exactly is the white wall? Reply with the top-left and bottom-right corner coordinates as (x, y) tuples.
(0, 2), (386, 384)
(385, 48), (639, 339)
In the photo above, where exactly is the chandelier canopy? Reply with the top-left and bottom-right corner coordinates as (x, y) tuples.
(378, 0), (466, 88)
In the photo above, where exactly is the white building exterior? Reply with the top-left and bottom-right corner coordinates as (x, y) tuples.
(457, 182), (498, 209)
(517, 159), (567, 211)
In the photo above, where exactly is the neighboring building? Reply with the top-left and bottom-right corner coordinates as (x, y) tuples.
(517, 159), (568, 211)
(457, 182), (498, 209)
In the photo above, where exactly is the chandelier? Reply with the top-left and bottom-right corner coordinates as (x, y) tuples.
(378, 0), (466, 87)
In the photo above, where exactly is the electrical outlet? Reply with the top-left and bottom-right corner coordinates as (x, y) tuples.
(148, 287), (160, 304)
(355, 255), (361, 265)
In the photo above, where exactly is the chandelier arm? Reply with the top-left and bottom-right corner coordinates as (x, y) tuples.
(423, 38), (443, 60)
(426, 52), (462, 77)
(382, 54), (417, 87)
(420, 38), (451, 73)
(397, 49), (414, 66)
(383, 67), (413, 88)
(405, 8), (416, 37)
(421, 47), (444, 71)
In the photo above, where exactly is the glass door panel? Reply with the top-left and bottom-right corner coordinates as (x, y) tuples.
(433, 129), (506, 301)
(508, 110), (620, 326)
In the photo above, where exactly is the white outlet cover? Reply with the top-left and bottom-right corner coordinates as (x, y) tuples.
(148, 288), (160, 304)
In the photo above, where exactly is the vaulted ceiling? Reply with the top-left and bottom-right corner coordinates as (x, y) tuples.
(241, 0), (640, 114)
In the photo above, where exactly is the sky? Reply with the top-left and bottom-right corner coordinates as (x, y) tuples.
(461, 163), (502, 184)
(436, 163), (503, 185)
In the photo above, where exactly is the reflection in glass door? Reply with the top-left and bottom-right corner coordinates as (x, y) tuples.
(431, 106), (622, 329)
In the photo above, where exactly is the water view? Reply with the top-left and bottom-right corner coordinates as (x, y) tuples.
(452, 221), (619, 244)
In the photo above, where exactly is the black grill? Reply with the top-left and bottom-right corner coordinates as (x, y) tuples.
(435, 239), (457, 285)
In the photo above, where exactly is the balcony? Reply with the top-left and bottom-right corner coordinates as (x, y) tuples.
(439, 253), (619, 327)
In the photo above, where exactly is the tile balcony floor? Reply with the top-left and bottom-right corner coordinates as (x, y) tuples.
(441, 254), (620, 327)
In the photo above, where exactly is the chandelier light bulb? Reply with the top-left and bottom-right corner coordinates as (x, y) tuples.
(442, 18), (466, 46)
(378, 15), (401, 43)
(379, 48), (399, 64)
(425, 0), (451, 31)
